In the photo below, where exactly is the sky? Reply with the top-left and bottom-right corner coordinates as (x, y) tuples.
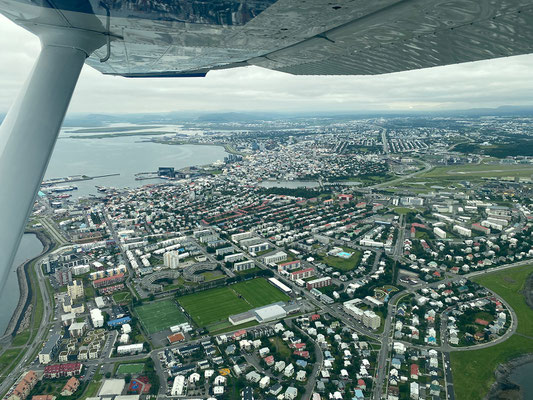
(1, 14), (533, 115)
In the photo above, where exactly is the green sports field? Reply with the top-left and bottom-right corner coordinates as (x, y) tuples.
(116, 363), (144, 375)
(178, 278), (290, 329)
(134, 299), (188, 334)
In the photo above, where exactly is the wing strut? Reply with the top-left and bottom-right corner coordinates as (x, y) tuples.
(0, 31), (103, 289)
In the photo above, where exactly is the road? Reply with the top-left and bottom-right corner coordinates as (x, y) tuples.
(370, 159), (433, 190)
(0, 255), (54, 395)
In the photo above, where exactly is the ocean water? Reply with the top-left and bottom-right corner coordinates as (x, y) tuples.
(509, 361), (533, 398)
(44, 131), (228, 197)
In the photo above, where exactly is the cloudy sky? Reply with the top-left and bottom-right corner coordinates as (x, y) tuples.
(1, 14), (533, 115)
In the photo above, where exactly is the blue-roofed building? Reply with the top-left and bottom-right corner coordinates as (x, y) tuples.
(108, 316), (131, 328)
(296, 359), (308, 368)
(391, 358), (401, 369)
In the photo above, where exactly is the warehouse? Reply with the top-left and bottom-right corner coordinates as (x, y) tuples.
(254, 304), (287, 323)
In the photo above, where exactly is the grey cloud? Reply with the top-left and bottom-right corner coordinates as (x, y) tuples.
(1, 15), (532, 115)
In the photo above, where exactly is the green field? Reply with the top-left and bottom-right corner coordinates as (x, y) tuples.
(178, 278), (290, 329)
(393, 207), (418, 215)
(117, 363), (144, 375)
(112, 291), (132, 304)
(321, 248), (362, 272)
(232, 279), (290, 307)
(419, 163), (533, 179)
(451, 264), (533, 400)
(135, 299), (188, 334)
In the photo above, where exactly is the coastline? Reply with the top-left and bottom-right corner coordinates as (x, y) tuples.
(487, 353), (533, 399)
(149, 138), (243, 156)
(1, 229), (52, 339)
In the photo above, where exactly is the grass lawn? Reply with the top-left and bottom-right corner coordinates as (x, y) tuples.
(135, 299), (188, 334)
(232, 278), (290, 308)
(0, 348), (20, 374)
(178, 278), (289, 329)
(11, 330), (30, 347)
(116, 363), (144, 375)
(269, 336), (292, 360)
(419, 164), (533, 179)
(80, 367), (102, 399)
(451, 264), (533, 400)
(201, 271), (225, 282)
(321, 248), (362, 272)
(393, 207), (417, 215)
(179, 287), (250, 327)
(112, 291), (132, 304)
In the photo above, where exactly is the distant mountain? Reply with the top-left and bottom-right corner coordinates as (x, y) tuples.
(6, 105), (533, 128)
(446, 105), (533, 116)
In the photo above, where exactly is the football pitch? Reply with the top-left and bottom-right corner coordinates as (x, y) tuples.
(178, 278), (290, 328)
(116, 363), (144, 375)
(135, 299), (188, 334)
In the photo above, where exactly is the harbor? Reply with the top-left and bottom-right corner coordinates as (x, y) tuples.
(41, 173), (120, 186)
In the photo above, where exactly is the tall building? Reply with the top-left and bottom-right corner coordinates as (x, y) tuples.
(163, 251), (180, 269)
(67, 280), (84, 301)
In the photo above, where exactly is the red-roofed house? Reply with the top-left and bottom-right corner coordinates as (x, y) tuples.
(278, 260), (301, 273)
(60, 377), (80, 396)
(289, 267), (315, 281)
(293, 350), (310, 359)
(233, 329), (247, 340)
(43, 363), (82, 379)
(92, 273), (125, 288)
(10, 371), (38, 400)
(167, 333), (185, 344)
(410, 364), (419, 380)
(338, 194), (353, 202)
(264, 355), (275, 366)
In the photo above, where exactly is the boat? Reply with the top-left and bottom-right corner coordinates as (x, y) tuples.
(49, 185), (77, 192)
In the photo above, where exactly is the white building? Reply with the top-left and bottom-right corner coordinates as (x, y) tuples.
(90, 308), (104, 328)
(224, 253), (245, 263)
(453, 225), (472, 237)
(259, 376), (270, 389)
(231, 231), (253, 242)
(67, 280), (84, 301)
(117, 343), (143, 355)
(343, 299), (381, 330)
(433, 227), (446, 239)
(171, 375), (186, 396)
(163, 251), (180, 269)
(264, 251), (288, 265)
(233, 260), (255, 272)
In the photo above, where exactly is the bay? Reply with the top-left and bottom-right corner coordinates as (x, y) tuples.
(45, 131), (228, 198)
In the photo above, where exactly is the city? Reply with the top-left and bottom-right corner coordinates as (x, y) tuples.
(1, 114), (532, 400)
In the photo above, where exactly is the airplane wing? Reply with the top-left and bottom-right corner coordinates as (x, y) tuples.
(1, 0), (532, 77)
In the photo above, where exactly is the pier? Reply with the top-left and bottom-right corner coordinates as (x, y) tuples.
(41, 173), (120, 186)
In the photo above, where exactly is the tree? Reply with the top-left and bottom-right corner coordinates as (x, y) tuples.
(125, 374), (132, 384)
